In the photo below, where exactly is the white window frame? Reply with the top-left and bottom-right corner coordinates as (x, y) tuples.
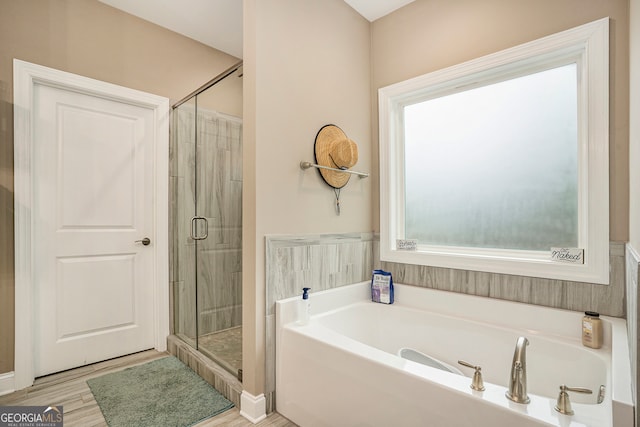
(378, 18), (609, 284)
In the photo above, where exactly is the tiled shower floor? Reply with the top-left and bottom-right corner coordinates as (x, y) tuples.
(197, 326), (243, 378)
(176, 326), (242, 379)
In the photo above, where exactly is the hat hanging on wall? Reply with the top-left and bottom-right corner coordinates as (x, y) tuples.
(299, 124), (368, 215)
(313, 124), (359, 189)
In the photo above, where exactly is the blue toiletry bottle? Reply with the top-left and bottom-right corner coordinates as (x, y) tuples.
(371, 270), (394, 304)
(299, 287), (311, 325)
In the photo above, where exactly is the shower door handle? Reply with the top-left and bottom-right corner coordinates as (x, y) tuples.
(190, 216), (208, 240)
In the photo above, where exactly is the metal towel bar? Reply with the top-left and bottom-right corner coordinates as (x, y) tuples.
(299, 161), (369, 178)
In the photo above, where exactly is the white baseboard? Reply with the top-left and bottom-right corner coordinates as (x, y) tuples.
(0, 372), (15, 396)
(239, 391), (267, 424)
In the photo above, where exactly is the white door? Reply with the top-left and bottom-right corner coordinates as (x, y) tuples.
(32, 80), (156, 376)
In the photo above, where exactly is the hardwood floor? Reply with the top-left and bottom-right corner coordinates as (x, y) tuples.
(0, 350), (296, 427)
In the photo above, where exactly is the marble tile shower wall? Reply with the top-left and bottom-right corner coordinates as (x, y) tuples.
(265, 234), (625, 412)
(170, 107), (243, 340)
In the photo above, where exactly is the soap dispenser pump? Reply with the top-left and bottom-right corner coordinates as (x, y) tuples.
(298, 287), (311, 325)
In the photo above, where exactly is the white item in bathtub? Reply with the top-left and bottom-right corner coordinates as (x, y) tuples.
(398, 347), (464, 375)
(298, 288), (311, 325)
(371, 269), (394, 304)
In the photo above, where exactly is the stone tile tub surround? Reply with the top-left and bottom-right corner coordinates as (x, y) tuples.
(265, 235), (626, 412)
(275, 282), (634, 427)
(381, 241), (626, 318)
(264, 233), (374, 412)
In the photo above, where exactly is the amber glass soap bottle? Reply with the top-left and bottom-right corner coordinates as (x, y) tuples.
(582, 311), (603, 349)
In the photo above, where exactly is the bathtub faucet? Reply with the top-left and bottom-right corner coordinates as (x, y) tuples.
(505, 336), (530, 404)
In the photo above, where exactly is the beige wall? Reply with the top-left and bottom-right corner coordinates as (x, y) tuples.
(242, 0), (372, 397)
(371, 0), (630, 242)
(0, 0), (239, 374)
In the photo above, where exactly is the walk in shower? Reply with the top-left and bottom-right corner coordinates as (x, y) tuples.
(170, 62), (243, 380)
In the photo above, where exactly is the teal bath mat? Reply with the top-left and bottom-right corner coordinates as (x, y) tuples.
(87, 356), (234, 427)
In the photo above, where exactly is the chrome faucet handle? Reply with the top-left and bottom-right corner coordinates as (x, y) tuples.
(458, 360), (485, 391)
(554, 384), (593, 415)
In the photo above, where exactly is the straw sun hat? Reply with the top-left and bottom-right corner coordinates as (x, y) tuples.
(313, 124), (359, 189)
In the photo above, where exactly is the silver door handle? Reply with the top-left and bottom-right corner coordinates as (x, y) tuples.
(190, 216), (208, 240)
(135, 237), (151, 246)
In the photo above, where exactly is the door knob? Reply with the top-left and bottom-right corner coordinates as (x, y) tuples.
(135, 237), (151, 246)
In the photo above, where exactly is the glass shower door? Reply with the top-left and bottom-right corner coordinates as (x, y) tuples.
(193, 85), (243, 379)
(172, 98), (198, 351)
(172, 64), (243, 380)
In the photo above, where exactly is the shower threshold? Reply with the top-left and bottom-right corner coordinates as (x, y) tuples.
(175, 326), (242, 380)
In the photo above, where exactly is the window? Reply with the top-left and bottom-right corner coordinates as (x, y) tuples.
(378, 18), (609, 284)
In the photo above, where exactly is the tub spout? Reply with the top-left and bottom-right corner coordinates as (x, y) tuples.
(505, 336), (530, 404)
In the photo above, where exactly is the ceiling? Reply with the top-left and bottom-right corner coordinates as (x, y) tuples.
(98, 0), (415, 59)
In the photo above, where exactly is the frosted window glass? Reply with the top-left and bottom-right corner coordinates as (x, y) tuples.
(404, 64), (578, 251)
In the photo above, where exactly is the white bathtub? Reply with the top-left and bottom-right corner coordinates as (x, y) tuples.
(275, 282), (634, 427)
